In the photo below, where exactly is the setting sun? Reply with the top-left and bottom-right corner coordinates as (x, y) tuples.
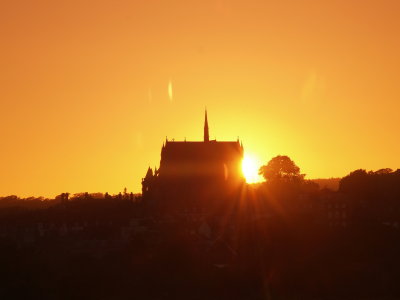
(242, 154), (263, 184)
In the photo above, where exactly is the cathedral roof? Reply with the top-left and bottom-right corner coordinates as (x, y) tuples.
(161, 140), (243, 161)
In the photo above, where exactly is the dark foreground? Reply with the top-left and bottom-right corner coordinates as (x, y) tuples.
(3, 168), (400, 299)
(1, 195), (400, 300)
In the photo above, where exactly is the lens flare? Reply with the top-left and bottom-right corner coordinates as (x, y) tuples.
(168, 79), (173, 101)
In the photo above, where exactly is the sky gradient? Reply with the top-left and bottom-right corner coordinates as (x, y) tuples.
(1, 0), (400, 197)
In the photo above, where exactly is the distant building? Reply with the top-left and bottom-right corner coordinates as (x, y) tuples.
(142, 111), (245, 212)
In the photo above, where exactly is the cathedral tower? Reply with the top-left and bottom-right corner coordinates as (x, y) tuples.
(204, 109), (209, 142)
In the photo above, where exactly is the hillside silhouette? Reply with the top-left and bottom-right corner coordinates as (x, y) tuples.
(311, 177), (341, 191)
(1, 156), (400, 299)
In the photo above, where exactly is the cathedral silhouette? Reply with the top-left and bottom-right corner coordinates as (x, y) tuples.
(142, 111), (245, 212)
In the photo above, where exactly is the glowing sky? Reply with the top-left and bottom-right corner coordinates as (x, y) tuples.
(1, 0), (400, 197)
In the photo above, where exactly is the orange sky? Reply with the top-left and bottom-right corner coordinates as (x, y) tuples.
(1, 0), (400, 197)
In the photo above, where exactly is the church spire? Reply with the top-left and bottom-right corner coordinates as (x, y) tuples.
(204, 109), (209, 142)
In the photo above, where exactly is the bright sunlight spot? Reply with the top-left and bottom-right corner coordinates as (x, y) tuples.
(242, 154), (263, 183)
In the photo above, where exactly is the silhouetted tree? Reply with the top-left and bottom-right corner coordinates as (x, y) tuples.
(258, 155), (304, 183)
(339, 169), (369, 194)
(55, 193), (69, 203)
(373, 168), (393, 175)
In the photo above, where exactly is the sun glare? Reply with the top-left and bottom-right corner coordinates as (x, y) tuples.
(242, 154), (263, 183)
